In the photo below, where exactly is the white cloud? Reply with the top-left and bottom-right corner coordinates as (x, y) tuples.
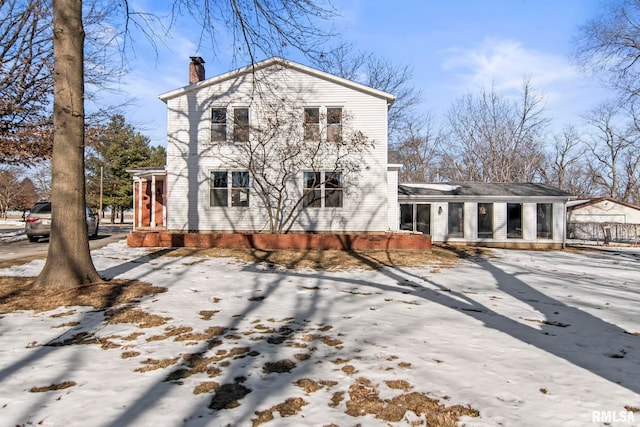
(443, 38), (577, 93)
(439, 38), (610, 126)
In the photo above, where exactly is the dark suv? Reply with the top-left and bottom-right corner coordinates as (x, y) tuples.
(24, 200), (99, 242)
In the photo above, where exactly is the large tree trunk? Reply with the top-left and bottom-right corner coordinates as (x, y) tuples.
(33, 0), (101, 287)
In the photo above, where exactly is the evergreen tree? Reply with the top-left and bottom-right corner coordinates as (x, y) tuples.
(86, 114), (166, 223)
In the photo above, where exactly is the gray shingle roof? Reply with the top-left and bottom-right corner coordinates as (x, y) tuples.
(398, 182), (574, 198)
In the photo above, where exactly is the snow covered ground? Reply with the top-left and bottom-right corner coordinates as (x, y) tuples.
(0, 240), (638, 426)
(0, 219), (27, 242)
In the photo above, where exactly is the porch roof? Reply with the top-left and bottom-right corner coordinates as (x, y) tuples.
(127, 167), (166, 180)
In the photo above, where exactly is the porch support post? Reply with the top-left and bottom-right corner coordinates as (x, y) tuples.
(150, 175), (157, 227)
(162, 174), (167, 227)
(137, 179), (143, 229)
(132, 179), (137, 231)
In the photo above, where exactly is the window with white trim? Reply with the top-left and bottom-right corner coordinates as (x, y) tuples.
(303, 171), (343, 208)
(448, 202), (464, 238)
(507, 203), (522, 238)
(211, 108), (227, 142)
(233, 107), (249, 142)
(327, 107), (343, 142)
(304, 107), (320, 141)
(210, 171), (250, 207)
(400, 203), (431, 234)
(537, 203), (553, 238)
(477, 203), (493, 238)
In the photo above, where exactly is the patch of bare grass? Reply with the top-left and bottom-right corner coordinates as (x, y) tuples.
(159, 244), (480, 271)
(294, 353), (311, 361)
(263, 359), (296, 374)
(385, 379), (412, 391)
(176, 326), (227, 342)
(294, 378), (338, 394)
(321, 336), (343, 347)
(53, 321), (80, 328)
(106, 307), (170, 328)
(135, 357), (180, 373)
(341, 365), (357, 375)
(50, 310), (77, 318)
(30, 381), (76, 393)
(121, 351), (140, 359)
(252, 398), (308, 426)
(209, 381), (251, 411)
(194, 381), (219, 395)
(164, 352), (222, 382)
(345, 377), (479, 424)
(121, 332), (144, 341)
(0, 277), (166, 313)
(199, 310), (219, 320)
(147, 326), (193, 342)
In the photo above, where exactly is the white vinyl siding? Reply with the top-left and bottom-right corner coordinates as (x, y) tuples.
(164, 63), (389, 233)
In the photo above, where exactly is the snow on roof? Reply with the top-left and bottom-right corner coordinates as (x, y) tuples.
(399, 182), (575, 198)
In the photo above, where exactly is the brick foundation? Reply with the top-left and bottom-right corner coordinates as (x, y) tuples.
(127, 231), (432, 251)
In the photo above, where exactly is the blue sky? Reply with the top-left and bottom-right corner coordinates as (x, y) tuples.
(100, 0), (611, 147)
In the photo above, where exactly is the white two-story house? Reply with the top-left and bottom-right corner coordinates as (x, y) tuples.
(141, 56), (399, 235)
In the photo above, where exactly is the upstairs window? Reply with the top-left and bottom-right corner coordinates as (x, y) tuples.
(210, 171), (250, 207)
(327, 107), (343, 142)
(211, 108), (227, 142)
(233, 108), (249, 142)
(304, 108), (320, 141)
(303, 171), (343, 208)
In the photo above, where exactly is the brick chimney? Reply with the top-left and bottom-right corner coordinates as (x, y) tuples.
(189, 56), (205, 84)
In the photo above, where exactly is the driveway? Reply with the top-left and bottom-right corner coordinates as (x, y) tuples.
(0, 221), (132, 264)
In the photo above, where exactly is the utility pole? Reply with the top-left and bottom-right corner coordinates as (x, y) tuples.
(99, 165), (103, 218)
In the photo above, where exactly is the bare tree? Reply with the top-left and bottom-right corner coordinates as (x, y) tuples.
(441, 80), (549, 182)
(0, 166), (37, 218)
(574, 0), (640, 102)
(582, 102), (640, 202)
(0, 167), (22, 218)
(312, 44), (423, 145)
(395, 113), (442, 183)
(35, 0), (338, 287)
(0, 0), (54, 165)
(31, 160), (51, 199)
(540, 126), (593, 196)
(0, 0), (124, 166)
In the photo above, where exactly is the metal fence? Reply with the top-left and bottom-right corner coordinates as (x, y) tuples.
(567, 222), (640, 245)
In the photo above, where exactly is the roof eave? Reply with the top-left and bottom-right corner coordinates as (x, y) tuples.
(158, 57), (396, 104)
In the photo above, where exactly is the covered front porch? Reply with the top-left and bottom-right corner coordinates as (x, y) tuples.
(128, 167), (167, 230)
